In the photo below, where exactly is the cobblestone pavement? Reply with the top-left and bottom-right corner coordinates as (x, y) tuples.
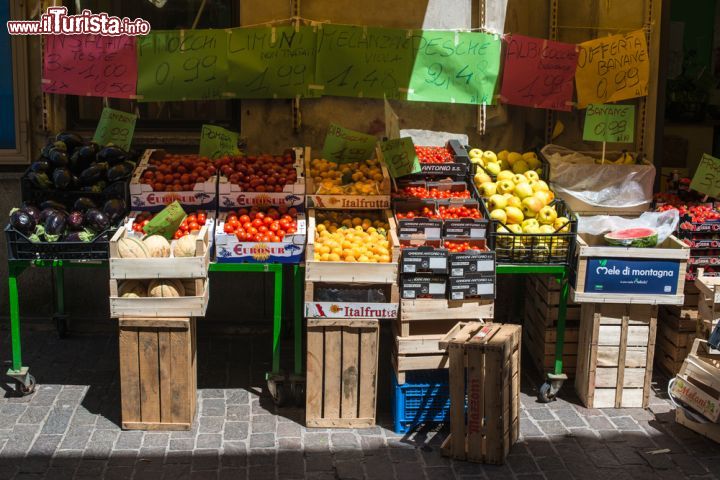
(0, 330), (719, 480)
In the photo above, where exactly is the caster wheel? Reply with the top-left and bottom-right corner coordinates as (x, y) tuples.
(292, 382), (305, 407)
(55, 315), (68, 339)
(537, 382), (555, 403)
(273, 383), (290, 407)
(15, 374), (36, 396)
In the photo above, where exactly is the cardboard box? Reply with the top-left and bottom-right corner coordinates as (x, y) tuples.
(448, 273), (495, 300)
(401, 274), (447, 299)
(449, 249), (495, 277)
(401, 246), (449, 274)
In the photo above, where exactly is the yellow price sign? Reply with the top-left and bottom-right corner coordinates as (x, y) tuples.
(690, 154), (720, 199)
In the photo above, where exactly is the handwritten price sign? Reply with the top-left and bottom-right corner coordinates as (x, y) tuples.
(500, 35), (578, 111)
(228, 26), (316, 99)
(575, 30), (649, 108)
(690, 154), (720, 199)
(321, 123), (377, 164)
(407, 31), (502, 105)
(199, 124), (240, 159)
(136, 30), (228, 102)
(379, 137), (420, 178)
(582, 104), (635, 143)
(92, 108), (137, 150)
(43, 35), (137, 99)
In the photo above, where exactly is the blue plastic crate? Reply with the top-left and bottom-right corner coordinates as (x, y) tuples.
(392, 369), (452, 434)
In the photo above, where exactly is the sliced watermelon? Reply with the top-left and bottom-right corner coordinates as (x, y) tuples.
(604, 227), (658, 248)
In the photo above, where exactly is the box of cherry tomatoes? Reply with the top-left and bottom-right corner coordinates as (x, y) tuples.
(216, 147), (305, 210)
(214, 205), (306, 264)
(131, 150), (218, 212)
(413, 140), (470, 178)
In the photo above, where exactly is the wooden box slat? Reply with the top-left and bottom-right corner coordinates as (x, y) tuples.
(110, 278), (209, 318)
(119, 317), (197, 430)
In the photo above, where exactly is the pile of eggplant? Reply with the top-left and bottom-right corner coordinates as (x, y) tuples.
(9, 197), (126, 243)
(26, 132), (136, 193)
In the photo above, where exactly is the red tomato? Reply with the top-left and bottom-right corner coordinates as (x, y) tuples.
(252, 218), (263, 228)
(224, 223), (235, 234)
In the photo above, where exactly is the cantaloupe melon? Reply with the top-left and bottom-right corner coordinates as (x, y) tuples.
(117, 237), (150, 258)
(143, 235), (171, 257)
(147, 279), (185, 297)
(118, 280), (147, 298)
(173, 234), (197, 257)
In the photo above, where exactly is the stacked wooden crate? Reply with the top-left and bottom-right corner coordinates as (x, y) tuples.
(656, 300), (699, 376)
(523, 275), (580, 378)
(109, 222), (211, 430)
(695, 270), (720, 339)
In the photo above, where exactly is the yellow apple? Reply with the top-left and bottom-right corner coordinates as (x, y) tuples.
(522, 224), (540, 234)
(500, 159), (511, 171)
(469, 148), (483, 158)
(496, 170), (515, 182)
(512, 174), (526, 184)
(497, 150), (509, 161)
(514, 182), (534, 199)
(474, 172), (492, 186)
(507, 196), (523, 209)
(521, 218), (540, 230)
(554, 216), (571, 233)
(479, 182), (497, 197)
(521, 197), (543, 218)
(470, 157), (484, 166)
(524, 170), (539, 182)
(504, 206), (524, 224)
(482, 151), (498, 164)
(512, 160), (530, 174)
(533, 190), (551, 206)
(507, 224), (523, 234)
(531, 180), (550, 192)
(497, 180), (515, 195)
(539, 224), (556, 234)
(485, 162), (501, 176)
(507, 152), (523, 166)
(522, 151), (538, 161)
(488, 194), (508, 211)
(538, 205), (558, 225)
(526, 156), (541, 170)
(490, 209), (507, 224)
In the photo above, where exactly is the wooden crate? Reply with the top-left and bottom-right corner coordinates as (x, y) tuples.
(575, 304), (657, 408)
(655, 305), (698, 376)
(306, 319), (379, 428)
(696, 270), (720, 339)
(439, 323), (521, 464)
(119, 317), (197, 430)
(526, 275), (580, 323)
(305, 209), (399, 283)
(109, 221), (212, 280)
(110, 278), (209, 318)
(573, 234), (689, 305)
(304, 281), (398, 319)
(523, 297), (578, 378)
(399, 298), (494, 324)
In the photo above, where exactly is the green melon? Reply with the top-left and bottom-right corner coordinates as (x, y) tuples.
(604, 227), (658, 248)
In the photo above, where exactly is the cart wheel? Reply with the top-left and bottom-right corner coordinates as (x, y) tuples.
(14, 374), (36, 396)
(537, 382), (556, 403)
(273, 383), (290, 407)
(54, 315), (68, 339)
(292, 381), (305, 407)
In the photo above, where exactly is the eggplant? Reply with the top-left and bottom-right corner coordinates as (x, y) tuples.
(48, 149), (69, 169)
(73, 197), (96, 213)
(64, 229), (95, 243)
(52, 168), (72, 189)
(102, 199), (126, 224)
(39, 208), (57, 224)
(55, 132), (84, 154)
(79, 164), (106, 186)
(67, 211), (85, 231)
(29, 161), (50, 173)
(102, 181), (127, 200)
(40, 200), (67, 211)
(70, 175), (81, 189)
(107, 162), (133, 183)
(70, 144), (99, 173)
(9, 209), (36, 236)
(85, 208), (109, 233)
(28, 172), (52, 190)
(29, 225), (44, 243)
(97, 146), (128, 165)
(41, 141), (66, 158)
(44, 210), (67, 242)
(20, 203), (40, 223)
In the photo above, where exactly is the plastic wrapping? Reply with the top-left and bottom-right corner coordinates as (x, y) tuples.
(578, 210), (680, 245)
(541, 144), (655, 209)
(400, 129), (469, 147)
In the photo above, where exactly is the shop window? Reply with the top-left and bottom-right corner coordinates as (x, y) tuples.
(64, 0), (240, 133)
(0, 1), (30, 164)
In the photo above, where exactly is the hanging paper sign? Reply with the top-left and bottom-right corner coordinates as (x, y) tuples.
(315, 25), (413, 100)
(321, 123), (377, 164)
(227, 26), (317, 99)
(380, 137), (421, 178)
(582, 104), (635, 143)
(199, 124), (240, 159)
(42, 35), (137, 99)
(92, 108), (137, 150)
(407, 31), (502, 105)
(136, 29), (228, 102)
(690, 154), (720, 199)
(500, 35), (578, 111)
(384, 96), (401, 140)
(575, 30), (650, 108)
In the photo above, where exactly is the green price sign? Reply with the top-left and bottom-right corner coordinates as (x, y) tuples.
(321, 123), (377, 164)
(380, 137), (420, 178)
(690, 154), (720, 199)
(92, 107), (137, 151)
(199, 124), (240, 159)
(583, 104), (635, 143)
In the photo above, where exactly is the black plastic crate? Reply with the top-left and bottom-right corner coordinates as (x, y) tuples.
(5, 224), (115, 261)
(487, 199), (577, 265)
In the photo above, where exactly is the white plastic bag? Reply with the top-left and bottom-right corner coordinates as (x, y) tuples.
(541, 144), (655, 209)
(578, 210), (680, 245)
